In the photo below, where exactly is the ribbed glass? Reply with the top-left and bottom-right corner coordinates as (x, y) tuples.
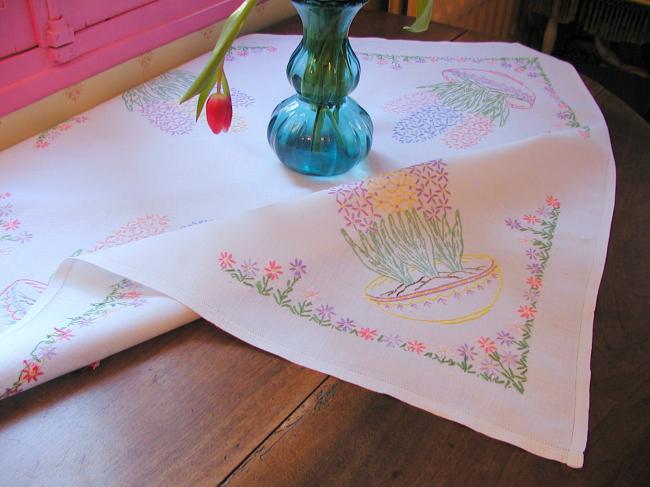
(267, 0), (373, 176)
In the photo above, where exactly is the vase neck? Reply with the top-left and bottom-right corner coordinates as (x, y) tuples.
(293, 0), (364, 43)
(287, 0), (366, 106)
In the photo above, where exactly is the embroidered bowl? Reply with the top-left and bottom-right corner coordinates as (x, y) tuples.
(364, 254), (502, 324)
(442, 68), (536, 109)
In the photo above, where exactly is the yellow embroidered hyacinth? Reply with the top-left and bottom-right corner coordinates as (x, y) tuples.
(367, 172), (418, 215)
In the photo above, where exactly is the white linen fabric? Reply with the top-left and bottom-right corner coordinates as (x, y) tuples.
(0, 34), (614, 467)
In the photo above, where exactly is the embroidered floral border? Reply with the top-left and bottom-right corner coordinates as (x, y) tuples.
(358, 52), (590, 137)
(0, 279), (147, 400)
(219, 196), (561, 394)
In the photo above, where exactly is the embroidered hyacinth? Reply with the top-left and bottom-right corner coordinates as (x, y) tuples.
(123, 67), (256, 135)
(93, 214), (169, 251)
(338, 161), (466, 295)
(392, 103), (463, 143)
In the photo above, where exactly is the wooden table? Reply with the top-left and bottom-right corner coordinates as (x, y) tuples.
(1, 10), (648, 487)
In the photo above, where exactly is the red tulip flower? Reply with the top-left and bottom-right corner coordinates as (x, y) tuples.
(206, 92), (233, 134)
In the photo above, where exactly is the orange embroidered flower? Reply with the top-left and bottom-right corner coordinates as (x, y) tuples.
(264, 260), (283, 280)
(518, 305), (537, 319)
(20, 360), (43, 383)
(545, 195), (560, 209)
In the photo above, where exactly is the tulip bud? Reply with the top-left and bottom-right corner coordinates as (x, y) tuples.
(206, 93), (233, 134)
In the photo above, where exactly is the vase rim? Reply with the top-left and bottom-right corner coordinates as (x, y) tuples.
(292, 0), (367, 7)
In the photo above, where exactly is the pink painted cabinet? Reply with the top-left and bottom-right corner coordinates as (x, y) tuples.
(0, 0), (241, 116)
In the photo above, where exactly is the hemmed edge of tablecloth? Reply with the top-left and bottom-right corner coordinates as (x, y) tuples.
(76, 249), (588, 468)
(565, 78), (618, 469)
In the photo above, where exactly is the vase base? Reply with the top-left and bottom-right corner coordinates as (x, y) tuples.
(267, 95), (373, 177)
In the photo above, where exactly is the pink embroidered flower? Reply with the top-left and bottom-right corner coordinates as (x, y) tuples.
(122, 290), (143, 299)
(407, 340), (426, 354)
(20, 360), (43, 383)
(478, 336), (497, 353)
(264, 260), (283, 280)
(336, 317), (356, 332)
(457, 343), (477, 361)
(218, 251), (236, 269)
(301, 288), (320, 303)
(289, 258), (307, 278)
(523, 214), (539, 225)
(53, 327), (74, 341)
(315, 304), (336, 321)
(527, 276), (542, 289)
(518, 305), (537, 319)
(2, 218), (20, 231)
(545, 196), (560, 209)
(359, 327), (377, 341)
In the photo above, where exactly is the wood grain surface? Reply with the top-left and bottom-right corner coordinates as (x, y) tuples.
(1, 9), (648, 487)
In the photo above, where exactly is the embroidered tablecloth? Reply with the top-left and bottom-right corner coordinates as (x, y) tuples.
(0, 34), (615, 468)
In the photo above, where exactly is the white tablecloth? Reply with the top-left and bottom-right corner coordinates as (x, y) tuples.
(0, 34), (615, 467)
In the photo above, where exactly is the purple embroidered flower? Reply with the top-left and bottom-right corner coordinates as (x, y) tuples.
(122, 280), (137, 289)
(383, 334), (403, 348)
(240, 259), (259, 277)
(74, 317), (94, 327)
(0, 203), (13, 217)
(336, 317), (356, 332)
(501, 350), (519, 367)
(496, 331), (515, 346)
(505, 218), (522, 230)
(480, 358), (499, 375)
(316, 304), (336, 321)
(536, 205), (552, 218)
(457, 343), (477, 361)
(526, 248), (539, 261)
(15, 232), (33, 244)
(37, 344), (58, 361)
(130, 298), (147, 308)
(523, 289), (540, 302)
(527, 263), (542, 274)
(289, 258), (307, 278)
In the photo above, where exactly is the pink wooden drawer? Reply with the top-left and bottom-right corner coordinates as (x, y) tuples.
(0, 0), (241, 116)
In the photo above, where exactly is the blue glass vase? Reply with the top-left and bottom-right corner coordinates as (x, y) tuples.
(267, 0), (373, 176)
